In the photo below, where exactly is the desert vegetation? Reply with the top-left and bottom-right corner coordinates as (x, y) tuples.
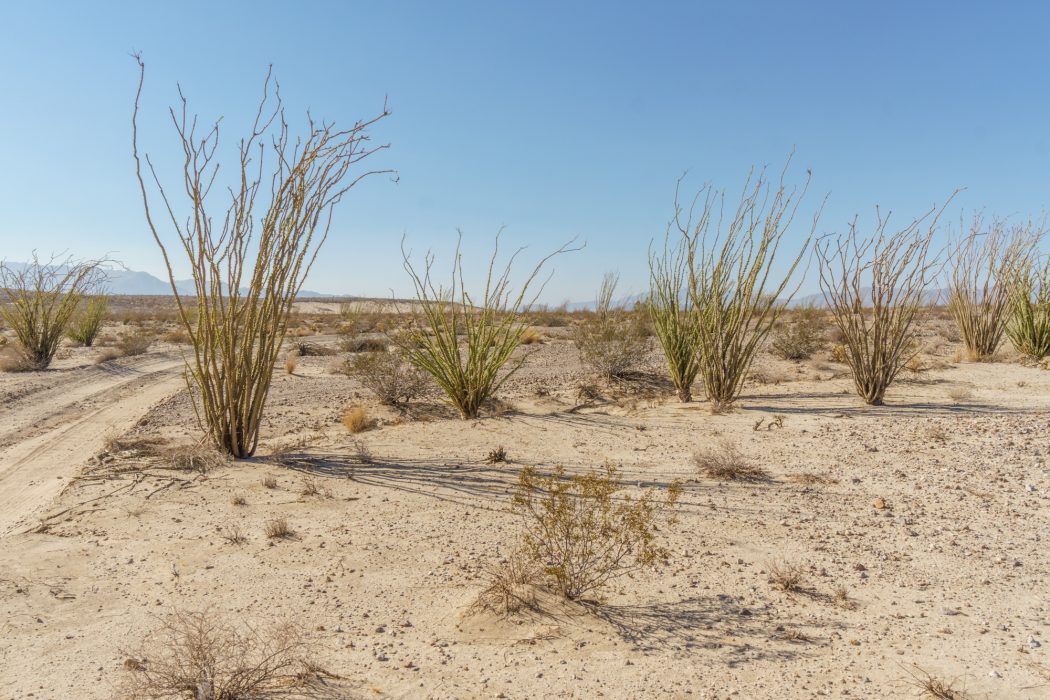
(130, 55), (390, 457)
(573, 272), (651, 380)
(1006, 251), (1050, 359)
(674, 161), (821, 411)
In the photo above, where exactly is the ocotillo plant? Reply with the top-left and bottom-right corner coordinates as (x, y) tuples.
(67, 293), (109, 347)
(677, 160), (821, 412)
(1006, 252), (1050, 359)
(0, 253), (104, 369)
(817, 196), (956, 405)
(648, 235), (700, 401)
(131, 55), (391, 457)
(399, 231), (575, 419)
(947, 215), (1037, 360)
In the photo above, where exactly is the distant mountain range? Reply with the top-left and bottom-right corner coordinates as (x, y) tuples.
(0, 262), (323, 298)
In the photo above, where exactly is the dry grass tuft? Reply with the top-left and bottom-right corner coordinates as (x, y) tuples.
(485, 445), (509, 464)
(947, 386), (973, 403)
(230, 493), (247, 506)
(220, 523), (246, 545)
(767, 559), (805, 592)
(261, 476), (278, 490)
(694, 440), (770, 482)
(341, 405), (372, 434)
(904, 666), (970, 699)
(284, 352), (299, 375)
(300, 479), (332, 499)
(519, 327), (544, 345)
(785, 472), (838, 486)
(264, 517), (292, 540)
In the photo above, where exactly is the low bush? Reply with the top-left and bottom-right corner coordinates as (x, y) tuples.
(342, 349), (428, 407)
(770, 305), (827, 360)
(693, 439), (770, 481)
(573, 273), (650, 379)
(513, 464), (681, 601)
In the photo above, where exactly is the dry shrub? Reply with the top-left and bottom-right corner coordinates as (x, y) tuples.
(341, 405), (372, 433)
(166, 443), (226, 474)
(785, 472), (837, 485)
(119, 609), (323, 699)
(514, 464), (681, 601)
(284, 353), (298, 375)
(519, 327), (544, 345)
(0, 347), (33, 373)
(770, 304), (827, 360)
(109, 330), (153, 358)
(947, 386), (973, 403)
(294, 341), (336, 357)
(220, 523), (246, 545)
(300, 479), (332, 499)
(693, 439), (770, 481)
(230, 493), (247, 506)
(904, 666), (970, 699)
(261, 476), (278, 490)
(341, 336), (388, 353)
(573, 273), (650, 380)
(342, 349), (427, 407)
(767, 559), (805, 592)
(264, 517), (292, 539)
(485, 445), (508, 464)
(162, 327), (191, 345)
(471, 550), (541, 616)
(67, 294), (109, 347)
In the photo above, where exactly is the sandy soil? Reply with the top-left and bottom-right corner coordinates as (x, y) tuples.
(0, 327), (1048, 699)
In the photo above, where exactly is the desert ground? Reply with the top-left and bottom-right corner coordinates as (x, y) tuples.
(1, 302), (1048, 699)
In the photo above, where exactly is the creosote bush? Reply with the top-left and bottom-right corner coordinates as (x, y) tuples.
(132, 55), (390, 457)
(342, 347), (427, 407)
(67, 293), (109, 347)
(693, 439), (770, 481)
(513, 464), (681, 601)
(398, 231), (575, 419)
(817, 196), (955, 405)
(573, 272), (651, 380)
(770, 304), (827, 360)
(648, 235), (701, 400)
(947, 215), (1037, 360)
(1006, 253), (1050, 359)
(120, 609), (322, 700)
(0, 253), (104, 369)
(676, 160), (821, 412)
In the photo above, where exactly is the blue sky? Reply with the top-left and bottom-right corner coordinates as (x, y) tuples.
(0, 1), (1047, 302)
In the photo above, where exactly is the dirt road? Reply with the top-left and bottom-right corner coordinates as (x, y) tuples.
(0, 354), (185, 535)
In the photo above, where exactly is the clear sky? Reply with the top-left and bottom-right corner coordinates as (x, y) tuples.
(1, 1), (1048, 302)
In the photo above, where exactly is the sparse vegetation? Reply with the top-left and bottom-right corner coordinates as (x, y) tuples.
(574, 272), (650, 380)
(767, 559), (805, 592)
(693, 439), (770, 481)
(264, 517), (292, 540)
(513, 464), (681, 601)
(770, 304), (827, 360)
(471, 550), (540, 616)
(485, 445), (508, 464)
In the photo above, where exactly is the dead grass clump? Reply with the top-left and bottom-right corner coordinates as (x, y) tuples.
(261, 476), (278, 490)
(119, 609), (323, 700)
(352, 439), (374, 465)
(904, 666), (970, 699)
(833, 585), (858, 610)
(220, 523), (247, 545)
(264, 517), (292, 540)
(284, 352), (299, 374)
(230, 493), (247, 506)
(343, 349), (428, 407)
(117, 330), (154, 356)
(162, 327), (191, 345)
(300, 479), (332, 499)
(514, 464), (681, 601)
(165, 443), (226, 474)
(341, 405), (373, 433)
(471, 551), (541, 616)
(519, 327), (544, 345)
(767, 559), (805, 592)
(693, 440), (770, 482)
(947, 386), (973, 403)
(0, 347), (34, 373)
(485, 445), (509, 464)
